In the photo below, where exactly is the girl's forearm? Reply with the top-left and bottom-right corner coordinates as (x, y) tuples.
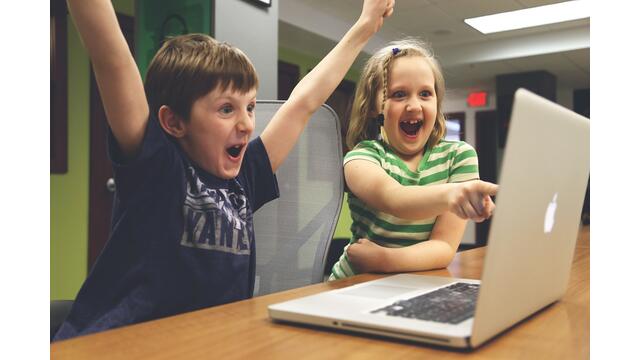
(379, 239), (456, 273)
(380, 183), (456, 220)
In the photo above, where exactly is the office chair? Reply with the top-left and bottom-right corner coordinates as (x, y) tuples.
(252, 101), (343, 296)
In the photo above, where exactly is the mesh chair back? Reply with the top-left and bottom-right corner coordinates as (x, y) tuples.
(251, 101), (343, 296)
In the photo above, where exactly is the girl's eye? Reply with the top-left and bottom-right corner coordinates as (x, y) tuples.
(392, 91), (406, 98)
(420, 90), (432, 97)
(220, 105), (233, 114)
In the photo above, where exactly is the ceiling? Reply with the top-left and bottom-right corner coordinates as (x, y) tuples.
(279, 0), (590, 91)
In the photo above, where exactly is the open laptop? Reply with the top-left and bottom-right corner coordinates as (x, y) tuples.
(267, 88), (590, 349)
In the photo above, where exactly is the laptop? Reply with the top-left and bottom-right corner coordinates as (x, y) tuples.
(268, 88), (590, 349)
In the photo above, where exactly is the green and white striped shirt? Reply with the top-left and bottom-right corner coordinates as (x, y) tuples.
(329, 139), (479, 280)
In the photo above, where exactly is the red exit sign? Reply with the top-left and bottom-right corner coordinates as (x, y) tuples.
(467, 91), (488, 107)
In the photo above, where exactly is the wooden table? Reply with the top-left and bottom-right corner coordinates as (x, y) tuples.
(52, 226), (589, 359)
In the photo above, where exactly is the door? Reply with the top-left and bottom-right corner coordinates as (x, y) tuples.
(88, 14), (135, 270)
(474, 110), (498, 247)
(324, 79), (355, 156)
(277, 60), (299, 101)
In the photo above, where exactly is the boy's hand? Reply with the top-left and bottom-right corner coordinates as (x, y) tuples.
(359, 0), (395, 33)
(448, 180), (498, 222)
(347, 238), (388, 273)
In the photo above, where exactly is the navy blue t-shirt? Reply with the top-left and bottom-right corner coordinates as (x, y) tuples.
(54, 114), (279, 341)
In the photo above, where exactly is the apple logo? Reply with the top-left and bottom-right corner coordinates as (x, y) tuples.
(544, 193), (558, 234)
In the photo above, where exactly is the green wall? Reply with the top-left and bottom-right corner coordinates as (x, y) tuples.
(50, 1), (135, 301)
(135, 0), (212, 79)
(278, 46), (361, 85)
(334, 195), (352, 239)
(50, 16), (90, 301)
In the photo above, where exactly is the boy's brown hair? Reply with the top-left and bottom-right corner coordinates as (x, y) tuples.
(144, 33), (258, 121)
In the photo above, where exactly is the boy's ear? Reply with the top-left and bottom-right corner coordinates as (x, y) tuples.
(158, 105), (187, 138)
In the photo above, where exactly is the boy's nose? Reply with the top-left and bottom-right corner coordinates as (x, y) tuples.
(238, 111), (255, 133)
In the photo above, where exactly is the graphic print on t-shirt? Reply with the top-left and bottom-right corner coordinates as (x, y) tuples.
(179, 166), (252, 255)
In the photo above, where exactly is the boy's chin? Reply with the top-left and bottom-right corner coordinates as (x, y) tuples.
(199, 155), (244, 179)
(214, 168), (241, 179)
(214, 164), (242, 179)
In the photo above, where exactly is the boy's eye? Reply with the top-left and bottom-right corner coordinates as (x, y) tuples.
(247, 103), (255, 113)
(219, 104), (233, 114)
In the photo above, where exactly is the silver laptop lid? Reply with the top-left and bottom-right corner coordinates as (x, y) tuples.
(470, 89), (590, 347)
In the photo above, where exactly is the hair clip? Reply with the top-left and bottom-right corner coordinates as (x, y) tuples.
(392, 47), (400, 56)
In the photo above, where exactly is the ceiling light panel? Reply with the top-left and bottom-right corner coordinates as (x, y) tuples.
(464, 0), (590, 34)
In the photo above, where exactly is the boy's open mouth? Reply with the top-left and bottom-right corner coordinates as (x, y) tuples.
(399, 120), (423, 136)
(226, 144), (244, 159)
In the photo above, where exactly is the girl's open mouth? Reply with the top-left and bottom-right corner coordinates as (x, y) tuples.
(399, 120), (423, 136)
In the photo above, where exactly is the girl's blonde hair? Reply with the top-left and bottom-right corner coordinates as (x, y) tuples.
(346, 38), (446, 150)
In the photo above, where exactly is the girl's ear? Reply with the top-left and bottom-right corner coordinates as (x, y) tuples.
(158, 105), (187, 138)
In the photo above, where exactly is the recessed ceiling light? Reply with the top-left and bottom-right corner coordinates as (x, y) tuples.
(464, 0), (589, 34)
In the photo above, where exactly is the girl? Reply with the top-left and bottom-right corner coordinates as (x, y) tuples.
(329, 39), (498, 280)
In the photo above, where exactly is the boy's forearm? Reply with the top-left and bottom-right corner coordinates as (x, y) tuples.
(260, 9), (383, 172)
(380, 240), (456, 273)
(287, 20), (375, 115)
(67, 0), (148, 157)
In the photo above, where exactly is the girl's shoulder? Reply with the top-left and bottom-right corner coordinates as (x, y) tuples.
(347, 140), (388, 156)
(432, 139), (476, 155)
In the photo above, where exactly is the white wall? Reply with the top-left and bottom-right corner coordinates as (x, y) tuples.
(215, 0), (278, 99)
(443, 89), (498, 149)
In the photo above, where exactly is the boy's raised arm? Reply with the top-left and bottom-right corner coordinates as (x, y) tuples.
(67, 0), (149, 157)
(260, 0), (395, 172)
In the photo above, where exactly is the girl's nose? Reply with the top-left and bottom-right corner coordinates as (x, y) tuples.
(406, 96), (420, 112)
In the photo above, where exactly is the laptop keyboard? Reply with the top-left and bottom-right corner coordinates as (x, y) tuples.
(371, 282), (480, 324)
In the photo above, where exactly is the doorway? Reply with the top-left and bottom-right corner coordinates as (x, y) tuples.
(88, 13), (135, 270)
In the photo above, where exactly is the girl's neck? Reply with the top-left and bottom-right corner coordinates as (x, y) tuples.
(380, 140), (425, 172)
(395, 150), (423, 172)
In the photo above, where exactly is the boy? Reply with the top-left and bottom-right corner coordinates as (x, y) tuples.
(54, 0), (395, 341)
